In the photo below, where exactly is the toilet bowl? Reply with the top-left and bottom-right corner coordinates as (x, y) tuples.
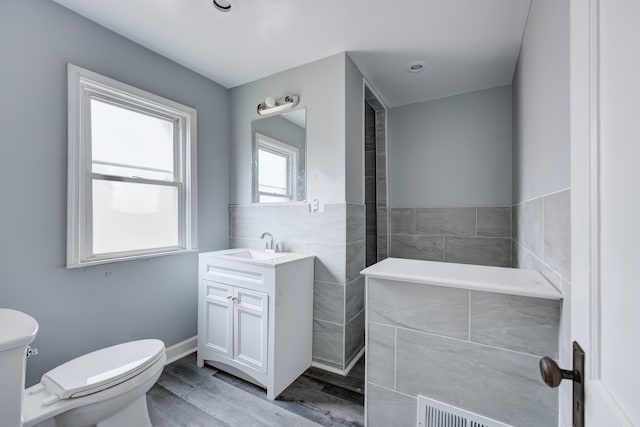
(0, 308), (165, 427)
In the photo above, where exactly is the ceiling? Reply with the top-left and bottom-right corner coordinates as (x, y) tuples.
(51, 0), (530, 107)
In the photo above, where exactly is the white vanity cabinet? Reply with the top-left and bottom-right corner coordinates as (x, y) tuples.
(201, 281), (269, 372)
(197, 249), (314, 400)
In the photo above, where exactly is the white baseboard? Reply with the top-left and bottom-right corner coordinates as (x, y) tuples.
(311, 347), (365, 376)
(165, 336), (197, 365)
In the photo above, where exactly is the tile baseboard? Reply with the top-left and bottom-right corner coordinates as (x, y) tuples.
(312, 346), (365, 376)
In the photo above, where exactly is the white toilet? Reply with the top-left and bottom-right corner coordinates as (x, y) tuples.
(0, 308), (166, 427)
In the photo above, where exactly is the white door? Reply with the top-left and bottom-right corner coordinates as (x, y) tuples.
(203, 280), (234, 358)
(233, 287), (268, 373)
(571, 0), (639, 425)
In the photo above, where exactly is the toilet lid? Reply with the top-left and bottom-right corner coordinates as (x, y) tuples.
(41, 339), (165, 399)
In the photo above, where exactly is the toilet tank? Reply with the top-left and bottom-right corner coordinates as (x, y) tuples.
(0, 309), (39, 427)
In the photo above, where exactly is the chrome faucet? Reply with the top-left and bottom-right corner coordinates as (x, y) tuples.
(260, 232), (275, 252)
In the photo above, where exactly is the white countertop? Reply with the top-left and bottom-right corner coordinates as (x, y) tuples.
(361, 258), (562, 300)
(199, 248), (315, 268)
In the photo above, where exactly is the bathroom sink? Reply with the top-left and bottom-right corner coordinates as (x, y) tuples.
(202, 248), (314, 268)
(225, 250), (287, 260)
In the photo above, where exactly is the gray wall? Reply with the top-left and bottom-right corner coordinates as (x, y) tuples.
(230, 53), (346, 204)
(512, 0), (570, 203)
(345, 54), (365, 204)
(388, 86), (512, 208)
(0, 0), (229, 386)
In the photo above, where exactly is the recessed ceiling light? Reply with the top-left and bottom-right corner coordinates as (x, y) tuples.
(407, 61), (426, 73)
(213, 0), (232, 12)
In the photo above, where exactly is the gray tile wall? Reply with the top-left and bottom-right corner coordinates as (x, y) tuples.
(365, 277), (560, 427)
(365, 103), (377, 267)
(513, 191), (571, 282)
(229, 202), (365, 372)
(389, 206), (511, 267)
(511, 190), (571, 351)
(367, 383), (417, 427)
(512, 188), (572, 425)
(375, 109), (389, 262)
(365, 87), (389, 266)
(345, 203), (366, 369)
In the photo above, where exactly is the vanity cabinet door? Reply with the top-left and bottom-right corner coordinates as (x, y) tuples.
(202, 280), (234, 358)
(233, 287), (268, 373)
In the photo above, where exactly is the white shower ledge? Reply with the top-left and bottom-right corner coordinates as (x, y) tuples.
(361, 258), (562, 300)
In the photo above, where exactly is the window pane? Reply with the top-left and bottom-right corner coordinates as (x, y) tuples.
(91, 98), (175, 181)
(92, 179), (179, 254)
(258, 148), (288, 195)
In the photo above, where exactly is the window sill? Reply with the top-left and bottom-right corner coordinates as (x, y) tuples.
(66, 248), (198, 269)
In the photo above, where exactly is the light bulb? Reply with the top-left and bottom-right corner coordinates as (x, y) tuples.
(264, 97), (276, 108)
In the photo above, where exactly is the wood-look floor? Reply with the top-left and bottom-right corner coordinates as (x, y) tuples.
(147, 354), (365, 427)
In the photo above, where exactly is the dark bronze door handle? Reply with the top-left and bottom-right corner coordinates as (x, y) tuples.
(539, 356), (580, 388)
(539, 342), (585, 427)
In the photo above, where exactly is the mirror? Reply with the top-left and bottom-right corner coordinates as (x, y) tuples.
(251, 108), (306, 203)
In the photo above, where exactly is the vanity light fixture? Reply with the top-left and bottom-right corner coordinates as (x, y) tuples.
(257, 95), (300, 116)
(213, 0), (231, 12)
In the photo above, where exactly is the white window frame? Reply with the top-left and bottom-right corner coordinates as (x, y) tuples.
(66, 64), (198, 268)
(255, 132), (298, 203)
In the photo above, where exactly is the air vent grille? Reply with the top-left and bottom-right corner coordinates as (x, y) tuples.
(425, 405), (467, 427)
(417, 396), (512, 427)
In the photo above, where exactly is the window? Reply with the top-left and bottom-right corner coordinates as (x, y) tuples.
(255, 133), (298, 203)
(66, 65), (197, 268)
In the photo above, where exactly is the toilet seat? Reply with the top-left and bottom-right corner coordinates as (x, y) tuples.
(41, 339), (164, 400)
(22, 340), (166, 427)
